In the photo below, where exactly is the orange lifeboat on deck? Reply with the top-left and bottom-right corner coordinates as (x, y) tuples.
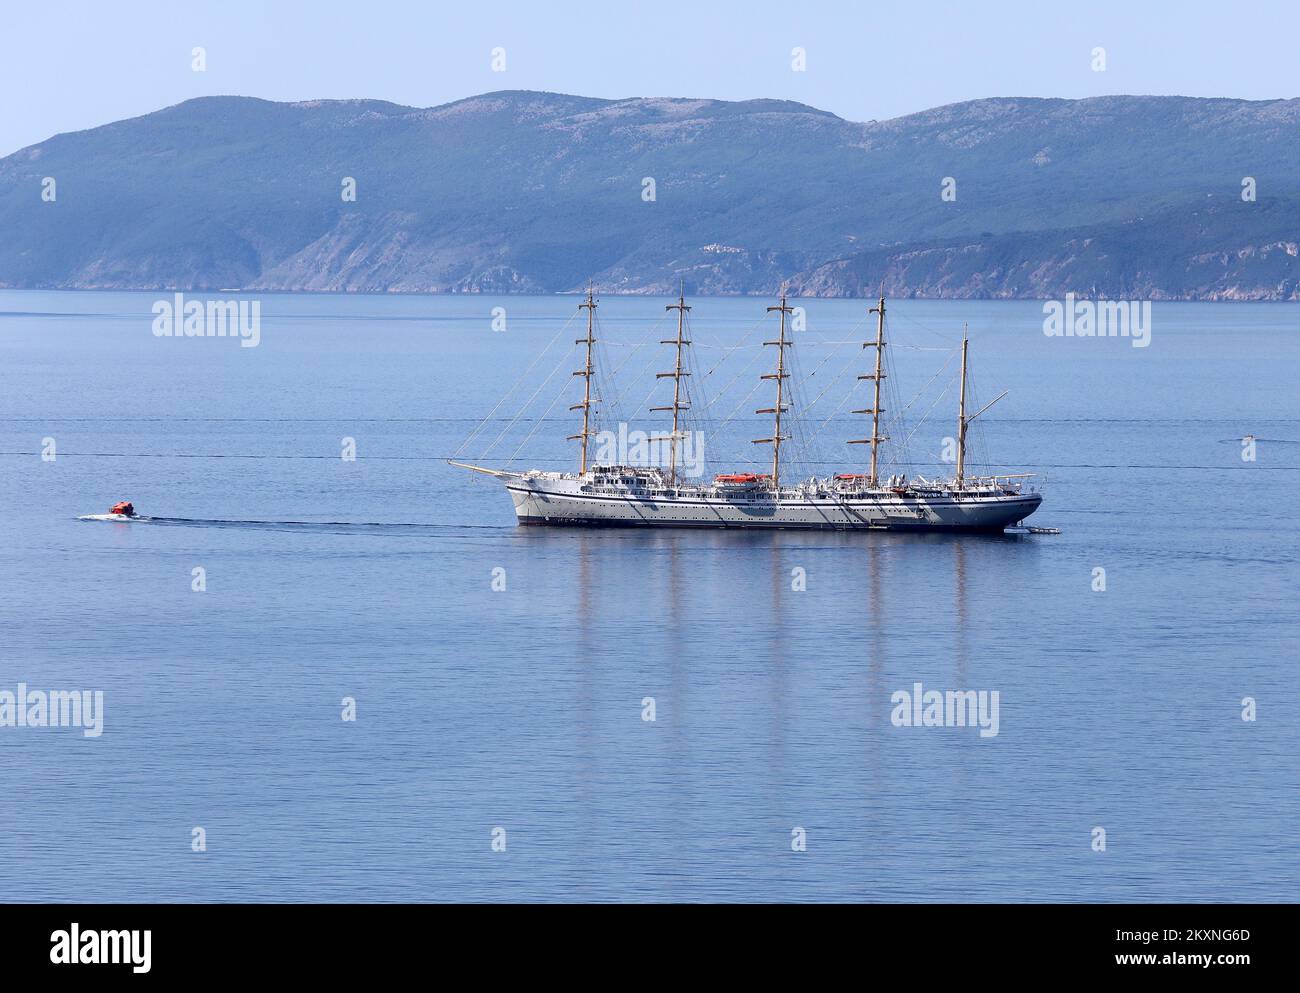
(714, 472), (770, 490)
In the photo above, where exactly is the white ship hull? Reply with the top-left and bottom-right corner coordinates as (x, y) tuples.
(500, 472), (1041, 532)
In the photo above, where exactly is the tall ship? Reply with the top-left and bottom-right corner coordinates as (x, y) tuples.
(453, 290), (1043, 532)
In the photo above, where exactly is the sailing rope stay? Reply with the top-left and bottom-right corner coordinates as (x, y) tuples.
(895, 375), (954, 459)
(507, 363), (586, 466)
(607, 312), (670, 382)
(476, 336), (579, 462)
(453, 311), (578, 459)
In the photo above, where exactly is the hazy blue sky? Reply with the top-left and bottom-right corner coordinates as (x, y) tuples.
(2, 0), (1296, 156)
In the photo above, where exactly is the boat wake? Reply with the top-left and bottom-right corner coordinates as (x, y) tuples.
(77, 515), (506, 534)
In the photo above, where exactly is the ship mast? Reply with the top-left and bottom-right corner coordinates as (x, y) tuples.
(848, 291), (889, 486)
(652, 284), (691, 482)
(955, 329), (968, 488)
(753, 293), (793, 488)
(568, 286), (597, 474)
(951, 327), (1009, 491)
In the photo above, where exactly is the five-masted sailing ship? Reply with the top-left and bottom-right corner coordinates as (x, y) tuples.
(453, 290), (1043, 532)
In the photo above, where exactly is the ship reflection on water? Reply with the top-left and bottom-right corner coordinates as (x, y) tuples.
(536, 525), (1028, 744)
(509, 521), (1046, 898)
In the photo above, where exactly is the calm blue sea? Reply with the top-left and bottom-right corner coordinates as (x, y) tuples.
(0, 289), (1296, 902)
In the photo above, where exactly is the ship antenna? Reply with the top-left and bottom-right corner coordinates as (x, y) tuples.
(755, 291), (794, 489)
(956, 323), (969, 489)
(569, 285), (598, 474)
(653, 281), (691, 483)
(848, 289), (889, 486)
